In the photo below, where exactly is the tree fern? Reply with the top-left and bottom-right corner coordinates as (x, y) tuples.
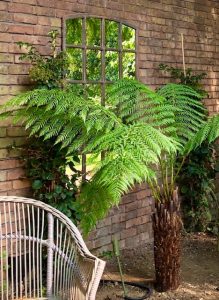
(0, 79), (218, 234)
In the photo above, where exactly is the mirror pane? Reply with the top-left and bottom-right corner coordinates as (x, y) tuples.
(122, 25), (135, 50)
(66, 18), (82, 45)
(86, 18), (101, 47)
(105, 51), (119, 81)
(105, 20), (119, 49)
(87, 50), (101, 81)
(66, 48), (83, 80)
(123, 52), (135, 78)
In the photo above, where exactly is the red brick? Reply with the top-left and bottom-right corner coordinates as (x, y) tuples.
(95, 226), (111, 238)
(13, 13), (37, 24)
(126, 218), (138, 229)
(7, 168), (26, 180)
(8, 148), (22, 158)
(93, 236), (111, 249)
(137, 207), (151, 217)
(37, 0), (55, 7)
(12, 179), (30, 189)
(0, 149), (8, 159)
(17, 75), (30, 85)
(0, 65), (8, 74)
(125, 201), (138, 212)
(8, 24), (34, 35)
(8, 65), (29, 75)
(136, 215), (150, 225)
(125, 235), (140, 248)
(0, 137), (14, 149)
(0, 33), (12, 43)
(35, 6), (55, 17)
(37, 16), (51, 26)
(13, 0), (36, 4)
(7, 188), (31, 197)
(136, 189), (151, 200)
(0, 171), (7, 182)
(9, 3), (34, 14)
(0, 192), (8, 196)
(111, 222), (125, 233)
(33, 25), (51, 36)
(13, 35), (38, 45)
(96, 217), (112, 228)
(0, 129), (7, 138)
(111, 213), (125, 224)
(7, 127), (26, 137)
(139, 232), (150, 242)
(50, 18), (61, 27)
(126, 210), (137, 220)
(121, 228), (137, 239)
(0, 75), (17, 85)
(0, 181), (12, 192)
(0, 159), (24, 170)
(0, 2), (7, 11)
(0, 43), (9, 53)
(0, 12), (12, 22)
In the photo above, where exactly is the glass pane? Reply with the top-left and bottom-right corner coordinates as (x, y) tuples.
(122, 25), (135, 50)
(86, 84), (101, 103)
(123, 52), (135, 79)
(66, 18), (82, 45)
(105, 20), (119, 48)
(105, 51), (119, 81)
(66, 48), (83, 80)
(86, 18), (101, 47)
(87, 50), (101, 81)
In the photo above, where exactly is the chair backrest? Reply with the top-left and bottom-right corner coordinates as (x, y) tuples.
(0, 196), (105, 300)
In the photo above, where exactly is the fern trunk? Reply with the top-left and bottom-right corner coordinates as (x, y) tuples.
(152, 190), (182, 292)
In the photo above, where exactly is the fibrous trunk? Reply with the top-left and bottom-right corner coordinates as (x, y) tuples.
(152, 190), (182, 292)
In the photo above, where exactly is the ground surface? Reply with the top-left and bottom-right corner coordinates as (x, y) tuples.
(96, 233), (219, 300)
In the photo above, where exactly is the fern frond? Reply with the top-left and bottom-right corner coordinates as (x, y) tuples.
(78, 151), (156, 234)
(107, 78), (176, 132)
(184, 114), (219, 154)
(0, 88), (122, 152)
(157, 83), (206, 145)
(84, 123), (179, 157)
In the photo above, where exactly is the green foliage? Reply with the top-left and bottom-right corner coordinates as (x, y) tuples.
(23, 137), (81, 222)
(159, 63), (207, 96)
(1, 75), (219, 234)
(15, 31), (81, 223)
(17, 30), (69, 89)
(179, 143), (217, 231)
(157, 83), (206, 146)
(0, 79), (180, 233)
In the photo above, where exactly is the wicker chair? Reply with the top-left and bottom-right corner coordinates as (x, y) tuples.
(0, 196), (105, 300)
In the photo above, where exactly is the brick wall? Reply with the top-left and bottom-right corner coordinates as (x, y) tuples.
(0, 0), (219, 252)
(86, 184), (154, 252)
